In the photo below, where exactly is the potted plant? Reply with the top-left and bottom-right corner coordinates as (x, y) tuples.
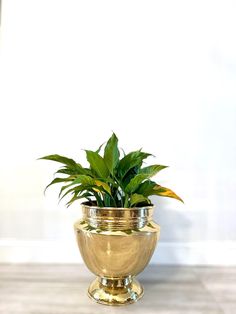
(40, 133), (183, 306)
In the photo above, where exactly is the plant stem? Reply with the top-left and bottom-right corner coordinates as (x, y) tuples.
(109, 193), (117, 207)
(113, 175), (124, 207)
(94, 191), (103, 207)
(124, 194), (129, 208)
(116, 188), (124, 207)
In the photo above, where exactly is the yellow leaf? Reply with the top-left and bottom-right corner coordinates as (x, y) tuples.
(153, 185), (184, 203)
(94, 180), (111, 195)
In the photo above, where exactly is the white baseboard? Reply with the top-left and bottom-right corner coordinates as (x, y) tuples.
(0, 239), (236, 265)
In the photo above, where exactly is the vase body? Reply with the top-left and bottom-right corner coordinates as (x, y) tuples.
(74, 202), (160, 306)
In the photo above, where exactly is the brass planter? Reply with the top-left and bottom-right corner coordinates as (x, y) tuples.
(74, 202), (160, 306)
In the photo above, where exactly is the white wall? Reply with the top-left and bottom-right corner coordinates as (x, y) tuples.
(0, 0), (236, 265)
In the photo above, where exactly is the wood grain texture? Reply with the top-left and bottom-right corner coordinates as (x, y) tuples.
(0, 264), (234, 314)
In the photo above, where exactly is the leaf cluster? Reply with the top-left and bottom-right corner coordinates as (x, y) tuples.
(39, 133), (183, 208)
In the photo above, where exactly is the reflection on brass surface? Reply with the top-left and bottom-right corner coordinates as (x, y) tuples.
(74, 202), (160, 306)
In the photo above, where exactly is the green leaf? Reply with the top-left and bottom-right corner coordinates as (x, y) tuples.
(55, 164), (93, 176)
(85, 150), (109, 178)
(59, 185), (87, 201)
(130, 193), (151, 207)
(152, 184), (184, 203)
(39, 154), (77, 168)
(70, 176), (111, 196)
(45, 176), (75, 192)
(118, 150), (152, 178)
(69, 175), (111, 197)
(125, 174), (150, 194)
(66, 192), (92, 208)
(58, 182), (75, 197)
(120, 147), (126, 157)
(122, 166), (139, 188)
(71, 175), (95, 186)
(139, 164), (168, 176)
(136, 180), (156, 196)
(96, 142), (105, 153)
(104, 133), (120, 174)
(56, 168), (78, 175)
(125, 165), (168, 194)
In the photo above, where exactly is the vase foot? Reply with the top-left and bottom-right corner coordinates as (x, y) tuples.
(88, 276), (143, 306)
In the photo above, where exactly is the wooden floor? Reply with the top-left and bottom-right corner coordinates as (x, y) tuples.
(0, 264), (235, 314)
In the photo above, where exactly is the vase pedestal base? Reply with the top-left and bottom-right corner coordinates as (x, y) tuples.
(88, 276), (143, 306)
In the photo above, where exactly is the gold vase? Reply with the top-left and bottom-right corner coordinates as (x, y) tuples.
(74, 202), (160, 306)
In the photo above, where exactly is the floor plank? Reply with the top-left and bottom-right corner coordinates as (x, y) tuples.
(0, 264), (234, 314)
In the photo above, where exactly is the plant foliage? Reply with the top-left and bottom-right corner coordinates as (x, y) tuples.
(39, 133), (183, 208)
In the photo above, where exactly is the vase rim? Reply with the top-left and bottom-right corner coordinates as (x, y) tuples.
(81, 201), (154, 211)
